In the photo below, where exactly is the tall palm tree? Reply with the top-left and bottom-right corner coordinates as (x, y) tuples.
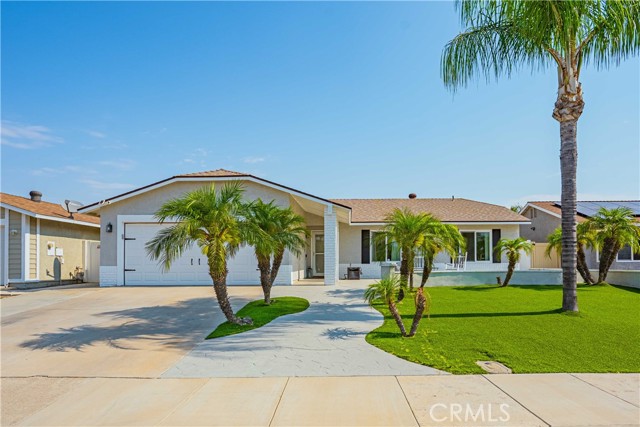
(419, 221), (465, 288)
(381, 208), (431, 289)
(146, 183), (255, 325)
(588, 207), (640, 283)
(247, 200), (308, 304)
(546, 223), (597, 284)
(364, 276), (407, 336)
(494, 237), (533, 286)
(441, 1), (640, 311)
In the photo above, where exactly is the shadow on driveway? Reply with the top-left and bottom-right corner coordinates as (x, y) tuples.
(19, 297), (221, 352)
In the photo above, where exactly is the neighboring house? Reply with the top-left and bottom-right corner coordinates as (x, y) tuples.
(78, 169), (530, 287)
(0, 191), (101, 287)
(520, 201), (640, 271)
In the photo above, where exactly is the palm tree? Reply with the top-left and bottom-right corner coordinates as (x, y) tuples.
(546, 223), (597, 284)
(380, 208), (431, 289)
(364, 276), (407, 336)
(419, 220), (465, 288)
(441, 1), (639, 311)
(247, 200), (308, 304)
(494, 237), (533, 286)
(588, 207), (640, 283)
(146, 183), (254, 325)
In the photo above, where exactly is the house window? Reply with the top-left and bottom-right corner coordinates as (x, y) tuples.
(617, 244), (640, 261)
(371, 232), (400, 262)
(461, 231), (492, 262)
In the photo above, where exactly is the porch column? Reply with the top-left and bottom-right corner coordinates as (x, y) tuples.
(324, 205), (339, 285)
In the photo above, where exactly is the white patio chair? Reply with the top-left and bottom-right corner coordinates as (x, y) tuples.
(445, 252), (467, 271)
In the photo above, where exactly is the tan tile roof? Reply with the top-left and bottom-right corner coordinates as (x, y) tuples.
(177, 169), (249, 178)
(1, 193), (100, 225)
(332, 198), (528, 223)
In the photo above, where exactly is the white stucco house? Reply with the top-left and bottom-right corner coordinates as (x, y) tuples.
(78, 169), (531, 287)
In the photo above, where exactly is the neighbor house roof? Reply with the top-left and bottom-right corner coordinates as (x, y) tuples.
(524, 201), (640, 223)
(333, 198), (529, 223)
(0, 193), (100, 226)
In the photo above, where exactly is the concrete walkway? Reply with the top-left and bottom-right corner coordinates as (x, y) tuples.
(2, 374), (638, 426)
(164, 282), (444, 377)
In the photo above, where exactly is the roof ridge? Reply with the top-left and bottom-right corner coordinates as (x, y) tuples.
(177, 168), (249, 177)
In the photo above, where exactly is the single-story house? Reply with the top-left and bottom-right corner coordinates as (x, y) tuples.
(79, 169), (531, 287)
(520, 201), (640, 271)
(1, 191), (101, 287)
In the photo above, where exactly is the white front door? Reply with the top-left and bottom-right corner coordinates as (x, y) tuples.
(312, 232), (325, 277)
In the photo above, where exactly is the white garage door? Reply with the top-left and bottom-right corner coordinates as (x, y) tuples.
(124, 223), (261, 286)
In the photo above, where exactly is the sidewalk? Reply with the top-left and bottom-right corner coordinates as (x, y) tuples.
(3, 373), (638, 426)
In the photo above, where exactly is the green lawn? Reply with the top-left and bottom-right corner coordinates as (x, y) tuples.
(366, 284), (640, 374)
(206, 296), (309, 339)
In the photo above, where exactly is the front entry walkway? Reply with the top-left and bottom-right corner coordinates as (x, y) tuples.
(163, 280), (444, 377)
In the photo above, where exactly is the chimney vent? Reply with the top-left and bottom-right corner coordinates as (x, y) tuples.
(408, 193), (417, 199)
(29, 191), (42, 202)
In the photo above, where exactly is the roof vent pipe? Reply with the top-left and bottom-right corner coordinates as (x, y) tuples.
(408, 193), (417, 199)
(29, 191), (42, 202)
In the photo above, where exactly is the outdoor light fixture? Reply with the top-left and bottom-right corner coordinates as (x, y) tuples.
(530, 226), (536, 231)
(106, 223), (113, 233)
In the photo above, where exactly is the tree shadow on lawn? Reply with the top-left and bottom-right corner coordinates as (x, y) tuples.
(449, 285), (561, 292)
(407, 308), (563, 319)
(19, 297), (246, 352)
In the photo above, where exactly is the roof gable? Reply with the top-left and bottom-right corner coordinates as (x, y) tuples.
(79, 169), (349, 213)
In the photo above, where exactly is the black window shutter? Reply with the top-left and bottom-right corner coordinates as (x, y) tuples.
(361, 230), (370, 264)
(492, 229), (501, 263)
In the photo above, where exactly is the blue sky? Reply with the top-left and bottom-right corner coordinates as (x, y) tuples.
(2, 1), (638, 209)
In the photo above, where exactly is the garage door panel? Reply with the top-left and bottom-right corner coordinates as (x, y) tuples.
(124, 223), (264, 286)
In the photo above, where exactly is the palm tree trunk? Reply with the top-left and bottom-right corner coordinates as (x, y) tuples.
(576, 243), (594, 284)
(408, 250), (415, 290)
(257, 255), (272, 305)
(399, 253), (409, 289)
(502, 261), (515, 286)
(209, 258), (252, 325)
(408, 288), (427, 337)
(598, 238), (616, 283)
(600, 242), (621, 284)
(270, 248), (285, 285)
(420, 255), (433, 288)
(388, 301), (407, 336)
(557, 118), (581, 312)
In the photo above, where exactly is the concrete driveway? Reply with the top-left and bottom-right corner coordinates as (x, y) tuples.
(1, 284), (261, 378)
(1, 281), (438, 379)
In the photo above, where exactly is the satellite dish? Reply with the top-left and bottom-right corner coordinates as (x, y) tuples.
(63, 200), (84, 218)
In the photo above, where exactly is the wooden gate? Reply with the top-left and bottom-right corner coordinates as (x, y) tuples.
(531, 243), (560, 268)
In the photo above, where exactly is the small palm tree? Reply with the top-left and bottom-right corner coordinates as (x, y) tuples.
(419, 220), (465, 288)
(381, 209), (431, 289)
(247, 200), (308, 304)
(546, 223), (597, 284)
(364, 276), (407, 336)
(588, 207), (640, 283)
(494, 237), (533, 287)
(146, 183), (255, 325)
(442, 0), (640, 311)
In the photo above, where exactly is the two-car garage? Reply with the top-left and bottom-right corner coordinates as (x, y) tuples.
(123, 223), (262, 286)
